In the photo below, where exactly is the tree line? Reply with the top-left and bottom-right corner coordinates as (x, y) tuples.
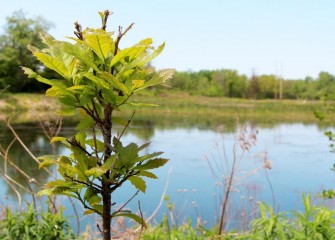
(1, 11), (334, 100)
(168, 70), (335, 100)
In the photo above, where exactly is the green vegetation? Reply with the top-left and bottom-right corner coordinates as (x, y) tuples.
(22, 10), (174, 240)
(140, 195), (335, 239)
(167, 69), (335, 100)
(0, 205), (75, 240)
(0, 11), (54, 92)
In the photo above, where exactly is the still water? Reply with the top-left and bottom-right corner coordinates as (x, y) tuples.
(0, 119), (335, 232)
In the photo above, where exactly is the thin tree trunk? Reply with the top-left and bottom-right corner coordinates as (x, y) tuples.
(102, 105), (113, 240)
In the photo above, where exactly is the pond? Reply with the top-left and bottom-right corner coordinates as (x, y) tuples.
(0, 117), (335, 233)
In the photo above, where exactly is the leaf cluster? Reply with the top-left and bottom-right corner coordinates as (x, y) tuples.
(23, 10), (173, 231)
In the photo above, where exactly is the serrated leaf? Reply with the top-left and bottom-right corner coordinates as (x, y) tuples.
(140, 69), (175, 90)
(22, 67), (69, 89)
(113, 212), (147, 228)
(138, 142), (151, 151)
(137, 42), (165, 67)
(133, 158), (168, 171)
(137, 171), (158, 179)
(137, 151), (164, 162)
(118, 143), (139, 164)
(128, 176), (146, 193)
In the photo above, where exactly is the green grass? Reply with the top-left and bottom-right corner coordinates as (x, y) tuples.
(0, 92), (334, 126)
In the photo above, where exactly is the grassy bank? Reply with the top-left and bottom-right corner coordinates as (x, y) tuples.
(0, 93), (334, 126)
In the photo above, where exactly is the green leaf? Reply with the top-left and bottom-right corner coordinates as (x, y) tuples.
(37, 188), (54, 196)
(45, 180), (78, 188)
(82, 29), (113, 61)
(139, 69), (175, 90)
(113, 212), (147, 228)
(21, 67), (68, 88)
(128, 176), (146, 193)
(50, 136), (67, 144)
(100, 72), (130, 95)
(101, 155), (118, 171)
(137, 171), (158, 179)
(88, 195), (101, 206)
(137, 42), (165, 67)
(30, 50), (70, 80)
(84, 72), (110, 89)
(132, 80), (145, 90)
(110, 47), (135, 68)
(84, 167), (105, 178)
(38, 155), (59, 168)
(63, 42), (100, 72)
(76, 115), (95, 131)
(67, 85), (95, 94)
(118, 143), (139, 164)
(83, 209), (96, 216)
(137, 151), (164, 162)
(133, 158), (168, 171)
(57, 106), (76, 116)
(84, 187), (96, 202)
(86, 138), (104, 152)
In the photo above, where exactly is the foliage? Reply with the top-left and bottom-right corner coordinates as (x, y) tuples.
(0, 205), (75, 240)
(0, 10), (54, 92)
(165, 69), (335, 100)
(141, 194), (335, 239)
(23, 10), (174, 239)
(249, 194), (335, 240)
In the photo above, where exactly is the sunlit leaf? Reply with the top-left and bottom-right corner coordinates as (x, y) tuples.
(50, 136), (67, 144)
(133, 158), (168, 171)
(82, 29), (113, 61)
(128, 176), (146, 193)
(137, 171), (158, 179)
(100, 72), (130, 95)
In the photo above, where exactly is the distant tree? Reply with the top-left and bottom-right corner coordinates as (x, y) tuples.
(258, 75), (277, 99)
(246, 74), (260, 99)
(0, 10), (54, 92)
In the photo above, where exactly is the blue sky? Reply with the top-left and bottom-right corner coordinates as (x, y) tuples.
(1, 0), (335, 79)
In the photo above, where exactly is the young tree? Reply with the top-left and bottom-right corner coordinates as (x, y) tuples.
(22, 10), (174, 239)
(0, 10), (54, 92)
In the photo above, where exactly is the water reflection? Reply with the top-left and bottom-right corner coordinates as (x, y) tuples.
(0, 124), (68, 199)
(0, 115), (335, 232)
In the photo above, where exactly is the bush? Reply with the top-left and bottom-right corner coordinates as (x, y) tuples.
(0, 205), (75, 240)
